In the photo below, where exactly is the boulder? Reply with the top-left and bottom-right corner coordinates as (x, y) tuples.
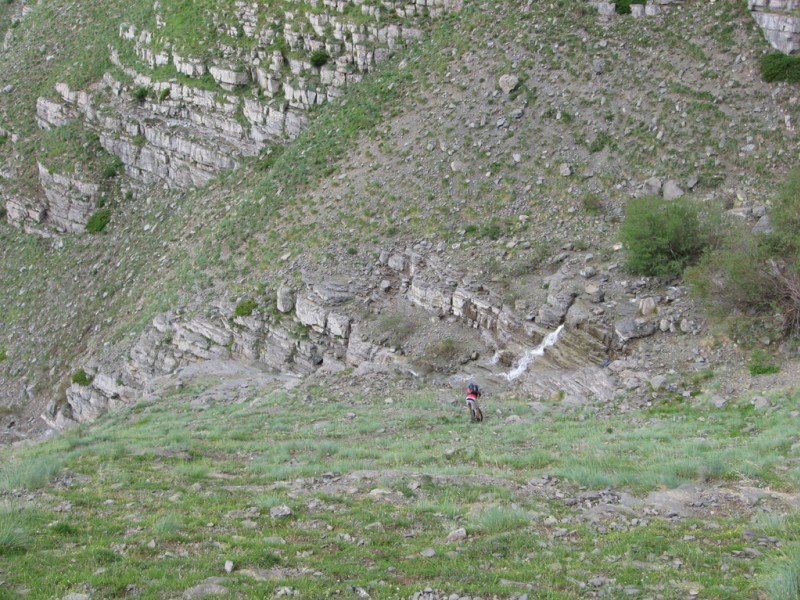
(498, 73), (520, 94)
(642, 176), (663, 196)
(276, 283), (296, 313)
(615, 318), (657, 341)
(662, 179), (684, 200)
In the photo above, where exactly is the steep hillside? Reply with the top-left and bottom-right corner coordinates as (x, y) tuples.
(2, 0), (797, 435)
(3, 0), (800, 597)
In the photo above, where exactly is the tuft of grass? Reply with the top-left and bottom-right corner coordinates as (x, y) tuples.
(153, 513), (184, 538)
(471, 506), (530, 533)
(762, 543), (800, 600)
(132, 85), (149, 102)
(175, 463), (210, 481)
(0, 456), (63, 490)
(310, 49), (329, 68)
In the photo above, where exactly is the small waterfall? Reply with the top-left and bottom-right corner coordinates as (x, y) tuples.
(503, 324), (565, 381)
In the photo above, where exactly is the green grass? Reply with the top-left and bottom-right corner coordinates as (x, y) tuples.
(0, 383), (799, 597)
(0, 456), (64, 490)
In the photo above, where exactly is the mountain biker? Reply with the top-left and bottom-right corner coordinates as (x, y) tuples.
(465, 382), (482, 421)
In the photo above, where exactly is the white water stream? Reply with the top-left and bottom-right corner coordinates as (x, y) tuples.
(502, 324), (565, 381)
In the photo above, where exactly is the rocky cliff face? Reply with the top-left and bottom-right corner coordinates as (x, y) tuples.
(6, 0), (461, 234)
(43, 237), (714, 430)
(749, 0), (800, 54)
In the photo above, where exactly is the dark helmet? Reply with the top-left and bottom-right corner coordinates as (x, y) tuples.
(467, 383), (476, 392)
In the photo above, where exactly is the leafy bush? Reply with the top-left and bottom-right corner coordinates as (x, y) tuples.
(235, 298), (258, 317)
(619, 195), (712, 278)
(748, 350), (780, 375)
(760, 52), (800, 84)
(614, 0), (645, 14)
(687, 227), (776, 314)
(132, 86), (149, 102)
(85, 208), (111, 233)
(71, 369), (93, 387)
(768, 168), (800, 253)
(310, 49), (329, 68)
(688, 169), (800, 339)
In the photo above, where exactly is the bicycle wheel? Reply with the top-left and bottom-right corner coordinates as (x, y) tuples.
(474, 407), (483, 422)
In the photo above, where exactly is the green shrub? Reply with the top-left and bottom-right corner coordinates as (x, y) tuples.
(159, 88), (170, 102)
(688, 169), (800, 338)
(234, 298), (258, 317)
(85, 208), (111, 233)
(687, 227), (776, 314)
(71, 369), (93, 386)
(760, 52), (800, 84)
(748, 350), (780, 375)
(768, 167), (800, 253)
(619, 195), (711, 278)
(614, 0), (645, 14)
(0, 349), (6, 362)
(132, 86), (149, 102)
(310, 49), (329, 69)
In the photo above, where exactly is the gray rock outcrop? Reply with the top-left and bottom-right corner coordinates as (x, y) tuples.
(749, 0), (800, 54)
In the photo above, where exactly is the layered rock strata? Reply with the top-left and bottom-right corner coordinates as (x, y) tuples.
(44, 246), (624, 429)
(749, 0), (800, 54)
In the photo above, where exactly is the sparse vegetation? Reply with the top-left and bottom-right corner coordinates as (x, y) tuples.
(0, 383), (797, 597)
(748, 349), (780, 375)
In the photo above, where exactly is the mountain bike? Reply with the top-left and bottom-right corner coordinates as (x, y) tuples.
(467, 398), (483, 423)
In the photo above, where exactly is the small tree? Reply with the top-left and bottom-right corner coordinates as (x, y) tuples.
(619, 195), (710, 278)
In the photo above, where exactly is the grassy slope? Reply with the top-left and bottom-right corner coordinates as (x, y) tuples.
(1, 379), (800, 598)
